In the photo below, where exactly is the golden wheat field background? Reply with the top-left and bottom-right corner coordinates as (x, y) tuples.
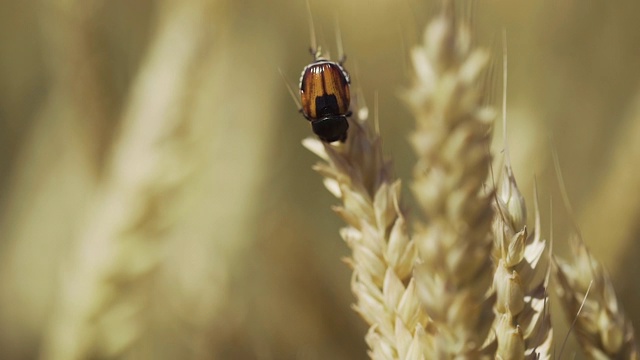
(1, 0), (639, 359)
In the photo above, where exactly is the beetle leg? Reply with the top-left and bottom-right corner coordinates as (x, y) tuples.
(299, 108), (312, 121)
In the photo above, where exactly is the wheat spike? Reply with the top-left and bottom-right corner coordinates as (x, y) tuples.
(492, 166), (553, 359)
(554, 235), (639, 359)
(490, 35), (553, 358)
(552, 151), (638, 360)
(304, 102), (428, 360)
(40, 2), (205, 358)
(405, 6), (496, 358)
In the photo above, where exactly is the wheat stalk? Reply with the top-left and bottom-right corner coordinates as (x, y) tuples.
(492, 164), (553, 359)
(40, 2), (206, 359)
(304, 105), (428, 359)
(404, 6), (497, 357)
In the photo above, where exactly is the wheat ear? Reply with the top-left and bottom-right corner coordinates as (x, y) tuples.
(554, 235), (638, 359)
(490, 39), (553, 358)
(552, 152), (638, 359)
(304, 107), (428, 359)
(492, 164), (553, 359)
(40, 3), (204, 358)
(405, 7), (496, 357)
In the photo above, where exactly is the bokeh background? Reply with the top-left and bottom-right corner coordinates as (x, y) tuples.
(1, 0), (639, 359)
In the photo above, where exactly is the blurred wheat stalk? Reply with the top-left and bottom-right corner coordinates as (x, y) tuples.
(37, 0), (283, 358)
(40, 1), (207, 358)
(405, 7), (497, 357)
(307, 3), (638, 360)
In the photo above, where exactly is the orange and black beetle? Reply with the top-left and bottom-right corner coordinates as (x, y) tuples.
(299, 56), (351, 142)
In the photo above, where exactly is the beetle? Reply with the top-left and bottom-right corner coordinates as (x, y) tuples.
(299, 52), (351, 142)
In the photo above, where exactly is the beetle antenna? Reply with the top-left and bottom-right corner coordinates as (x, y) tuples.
(374, 91), (380, 135)
(335, 18), (346, 64)
(352, 62), (368, 119)
(279, 68), (302, 110)
(306, 0), (320, 59)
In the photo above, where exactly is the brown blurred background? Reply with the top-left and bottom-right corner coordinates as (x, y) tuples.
(0, 0), (639, 359)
